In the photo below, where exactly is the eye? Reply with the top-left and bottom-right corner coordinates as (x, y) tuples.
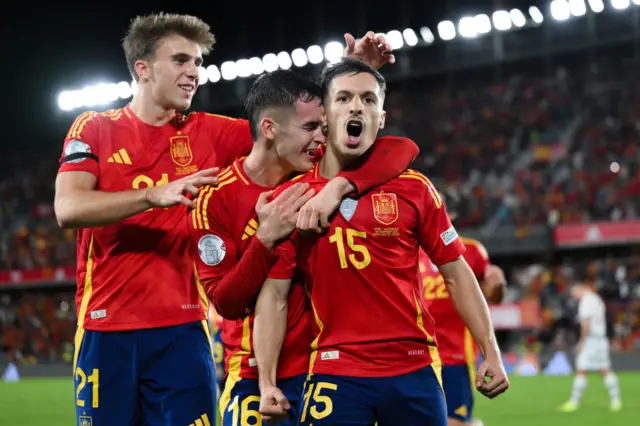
(336, 96), (349, 103)
(364, 97), (376, 104)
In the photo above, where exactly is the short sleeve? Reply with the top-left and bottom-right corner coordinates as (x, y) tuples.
(204, 114), (253, 167)
(58, 111), (101, 177)
(415, 174), (466, 265)
(270, 238), (297, 279)
(578, 297), (594, 322)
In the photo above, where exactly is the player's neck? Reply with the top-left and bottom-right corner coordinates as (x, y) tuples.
(129, 92), (176, 126)
(243, 144), (292, 188)
(319, 141), (353, 179)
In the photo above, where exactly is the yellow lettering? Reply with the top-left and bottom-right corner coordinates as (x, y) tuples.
(132, 173), (171, 211)
(328, 227), (371, 270)
(76, 367), (99, 408)
(423, 275), (449, 300)
(301, 382), (337, 422)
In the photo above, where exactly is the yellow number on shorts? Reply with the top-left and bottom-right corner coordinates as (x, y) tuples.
(328, 227), (371, 270)
(75, 367), (99, 408)
(301, 382), (337, 422)
(227, 395), (261, 426)
(423, 275), (449, 300)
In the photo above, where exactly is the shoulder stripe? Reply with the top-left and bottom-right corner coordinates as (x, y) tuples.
(398, 170), (442, 208)
(191, 174), (238, 230)
(99, 109), (124, 121)
(205, 113), (238, 121)
(67, 112), (98, 140)
(217, 166), (234, 182)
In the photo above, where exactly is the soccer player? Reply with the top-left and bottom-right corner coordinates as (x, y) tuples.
(54, 12), (398, 426)
(256, 59), (509, 426)
(188, 69), (419, 426)
(559, 284), (622, 412)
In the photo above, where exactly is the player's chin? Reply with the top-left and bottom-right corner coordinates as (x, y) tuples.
(293, 155), (315, 173)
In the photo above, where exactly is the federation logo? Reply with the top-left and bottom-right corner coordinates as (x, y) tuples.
(339, 198), (358, 221)
(371, 192), (398, 225)
(169, 135), (193, 167)
(440, 226), (459, 246)
(198, 234), (226, 266)
(79, 416), (93, 426)
(64, 140), (91, 163)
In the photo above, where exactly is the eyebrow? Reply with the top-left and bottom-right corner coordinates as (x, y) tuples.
(335, 89), (378, 99)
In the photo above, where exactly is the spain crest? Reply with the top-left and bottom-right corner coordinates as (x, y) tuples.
(372, 192), (399, 225)
(169, 135), (193, 167)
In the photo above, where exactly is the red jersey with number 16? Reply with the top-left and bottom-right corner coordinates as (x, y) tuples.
(419, 238), (490, 366)
(57, 106), (253, 332)
(277, 166), (466, 378)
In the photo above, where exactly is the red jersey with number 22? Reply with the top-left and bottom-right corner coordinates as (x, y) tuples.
(419, 238), (490, 366)
(277, 166), (466, 378)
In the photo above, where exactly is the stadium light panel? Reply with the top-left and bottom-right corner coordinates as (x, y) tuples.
(386, 30), (404, 49)
(569, 0), (588, 16)
(116, 81), (132, 99)
(437, 20), (456, 41)
(235, 59), (253, 78)
(262, 53), (279, 72)
(529, 6), (545, 23)
(419, 26), (435, 44)
(249, 57), (264, 76)
(510, 9), (527, 27)
(634, 0), (640, 5)
(220, 61), (238, 81)
(458, 17), (478, 38)
(206, 65), (221, 83)
(324, 42), (344, 64)
(611, 0), (630, 9)
(291, 48), (309, 67)
(277, 51), (293, 70)
(551, 0), (572, 21)
(588, 0), (605, 11)
(474, 14), (492, 34)
(198, 66), (209, 85)
(402, 28), (419, 46)
(492, 10), (513, 31)
(307, 45), (324, 64)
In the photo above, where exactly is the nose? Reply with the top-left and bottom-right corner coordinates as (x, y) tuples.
(185, 62), (199, 80)
(349, 97), (363, 115)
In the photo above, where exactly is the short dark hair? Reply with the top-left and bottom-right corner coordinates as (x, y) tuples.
(320, 58), (387, 101)
(244, 70), (323, 140)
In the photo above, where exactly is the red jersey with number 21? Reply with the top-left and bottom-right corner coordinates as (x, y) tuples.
(277, 166), (466, 378)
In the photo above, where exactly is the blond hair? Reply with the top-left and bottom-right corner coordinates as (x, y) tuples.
(123, 13), (216, 81)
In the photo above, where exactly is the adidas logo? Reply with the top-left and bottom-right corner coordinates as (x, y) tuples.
(188, 413), (211, 426)
(107, 149), (131, 165)
(454, 405), (468, 417)
(241, 219), (259, 240)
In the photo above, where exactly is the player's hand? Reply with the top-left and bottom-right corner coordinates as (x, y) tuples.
(297, 178), (351, 234)
(476, 356), (510, 399)
(344, 31), (395, 70)
(255, 183), (315, 249)
(259, 386), (291, 424)
(145, 167), (219, 208)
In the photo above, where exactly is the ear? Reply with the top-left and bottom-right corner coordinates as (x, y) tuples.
(379, 110), (386, 130)
(134, 59), (151, 82)
(260, 116), (277, 141)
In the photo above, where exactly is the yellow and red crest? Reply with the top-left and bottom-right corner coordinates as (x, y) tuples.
(371, 192), (399, 225)
(169, 135), (193, 167)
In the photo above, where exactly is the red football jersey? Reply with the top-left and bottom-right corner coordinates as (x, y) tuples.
(188, 158), (312, 381)
(58, 106), (253, 331)
(277, 167), (466, 378)
(419, 237), (490, 366)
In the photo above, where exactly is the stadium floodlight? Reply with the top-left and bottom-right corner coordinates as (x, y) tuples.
(474, 14), (492, 34)
(116, 81), (132, 99)
(386, 30), (404, 49)
(402, 28), (419, 46)
(588, 0), (606, 11)
(437, 20), (456, 41)
(510, 9), (527, 27)
(611, 0), (630, 9)
(529, 6), (545, 23)
(249, 57), (264, 76)
(324, 42), (344, 64)
(220, 61), (238, 81)
(277, 51), (293, 70)
(198, 67), (208, 85)
(262, 53), (279, 72)
(492, 10), (513, 31)
(420, 26), (435, 44)
(307, 45), (324, 64)
(291, 48), (308, 67)
(634, 0), (640, 5)
(206, 65), (221, 83)
(569, 0), (588, 16)
(235, 59), (253, 78)
(458, 17), (478, 38)
(550, 0), (572, 21)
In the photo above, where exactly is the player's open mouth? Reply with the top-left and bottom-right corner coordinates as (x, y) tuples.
(346, 119), (363, 146)
(179, 84), (195, 94)
(303, 142), (321, 158)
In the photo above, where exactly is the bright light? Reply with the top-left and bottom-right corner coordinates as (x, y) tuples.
(610, 162), (620, 173)
(386, 30), (404, 49)
(116, 81), (132, 99)
(588, 0), (605, 11)
(198, 67), (208, 85)
(324, 41), (344, 64)
(291, 48), (308, 67)
(220, 61), (238, 81)
(529, 6), (545, 23)
(58, 91), (75, 111)
(458, 17), (478, 38)
(402, 28), (419, 46)
(420, 26), (435, 44)
(634, 0), (640, 5)
(262, 53), (279, 72)
(277, 51), (292, 70)
(249, 57), (264, 75)
(550, 0), (571, 21)
(235, 59), (252, 78)
(474, 14), (492, 34)
(437, 20), (456, 41)
(307, 45), (324, 64)
(206, 65), (221, 83)
(492, 10), (512, 31)
(510, 9), (527, 27)
(569, 0), (587, 16)
(611, 0), (630, 9)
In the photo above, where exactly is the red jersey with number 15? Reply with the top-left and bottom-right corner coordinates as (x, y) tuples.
(277, 166), (466, 378)
(419, 238), (490, 366)
(58, 106), (252, 332)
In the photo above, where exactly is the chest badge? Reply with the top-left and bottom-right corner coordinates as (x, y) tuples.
(169, 135), (193, 167)
(371, 192), (399, 225)
(339, 198), (358, 221)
